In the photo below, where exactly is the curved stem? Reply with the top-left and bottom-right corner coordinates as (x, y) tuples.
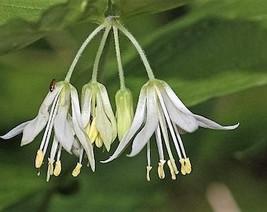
(117, 24), (155, 80)
(91, 26), (112, 83)
(113, 26), (126, 90)
(65, 24), (105, 82)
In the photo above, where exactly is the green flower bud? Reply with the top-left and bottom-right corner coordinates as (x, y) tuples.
(115, 89), (134, 141)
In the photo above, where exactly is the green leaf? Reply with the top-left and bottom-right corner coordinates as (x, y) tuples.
(0, 0), (108, 55)
(0, 0), (67, 25)
(107, 1), (267, 106)
(111, 0), (192, 18)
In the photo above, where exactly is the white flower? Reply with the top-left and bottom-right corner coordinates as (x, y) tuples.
(103, 79), (239, 181)
(81, 82), (117, 151)
(1, 81), (94, 181)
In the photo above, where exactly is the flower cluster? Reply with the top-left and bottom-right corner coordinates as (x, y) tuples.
(1, 16), (238, 181)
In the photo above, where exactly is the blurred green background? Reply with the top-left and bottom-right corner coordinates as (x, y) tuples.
(1, 0), (267, 211)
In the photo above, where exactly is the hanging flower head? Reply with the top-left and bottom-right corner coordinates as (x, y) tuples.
(81, 82), (117, 151)
(103, 79), (239, 180)
(1, 81), (95, 181)
(102, 18), (239, 181)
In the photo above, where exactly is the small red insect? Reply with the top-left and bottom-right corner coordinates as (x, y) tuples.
(49, 79), (56, 92)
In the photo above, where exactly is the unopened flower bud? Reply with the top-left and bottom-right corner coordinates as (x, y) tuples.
(115, 89), (134, 141)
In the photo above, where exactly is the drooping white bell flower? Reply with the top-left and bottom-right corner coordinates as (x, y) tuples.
(81, 82), (117, 151)
(1, 81), (94, 181)
(103, 79), (239, 181)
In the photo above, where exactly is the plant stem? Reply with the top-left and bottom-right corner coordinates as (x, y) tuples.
(113, 26), (126, 90)
(91, 26), (112, 82)
(65, 24), (105, 82)
(117, 24), (155, 80)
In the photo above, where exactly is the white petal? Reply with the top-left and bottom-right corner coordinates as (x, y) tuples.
(38, 82), (65, 114)
(159, 87), (198, 133)
(21, 83), (65, 145)
(96, 94), (113, 151)
(98, 83), (117, 141)
(161, 81), (193, 114)
(81, 85), (92, 127)
(0, 121), (30, 139)
(21, 115), (49, 146)
(70, 85), (95, 171)
(128, 87), (158, 157)
(194, 114), (239, 130)
(54, 107), (74, 153)
(101, 85), (147, 163)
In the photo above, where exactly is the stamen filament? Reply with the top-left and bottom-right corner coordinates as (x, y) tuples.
(155, 87), (183, 159)
(147, 140), (151, 167)
(40, 95), (59, 151)
(173, 124), (187, 158)
(155, 125), (164, 160)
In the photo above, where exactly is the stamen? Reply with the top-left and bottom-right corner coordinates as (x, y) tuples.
(95, 135), (103, 148)
(88, 117), (98, 142)
(173, 125), (187, 158)
(167, 159), (178, 180)
(72, 163), (82, 177)
(157, 106), (176, 164)
(157, 160), (166, 179)
(155, 126), (164, 160)
(40, 96), (59, 153)
(180, 158), (192, 175)
(46, 158), (54, 182)
(35, 149), (44, 168)
(54, 161), (62, 176)
(146, 166), (152, 181)
(156, 88), (183, 159)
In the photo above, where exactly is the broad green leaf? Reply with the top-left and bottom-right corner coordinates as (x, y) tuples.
(0, 0), (108, 55)
(111, 0), (192, 18)
(0, 0), (67, 25)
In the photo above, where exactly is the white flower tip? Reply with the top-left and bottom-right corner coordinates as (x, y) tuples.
(223, 122), (240, 130)
(0, 135), (8, 140)
(100, 157), (114, 164)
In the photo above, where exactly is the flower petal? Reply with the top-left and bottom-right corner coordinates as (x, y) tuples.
(0, 121), (30, 139)
(21, 83), (64, 145)
(70, 85), (95, 171)
(161, 81), (193, 114)
(96, 94), (113, 151)
(101, 85), (147, 163)
(159, 86), (198, 133)
(81, 85), (92, 127)
(128, 86), (158, 157)
(98, 83), (117, 141)
(193, 114), (239, 130)
(54, 104), (74, 153)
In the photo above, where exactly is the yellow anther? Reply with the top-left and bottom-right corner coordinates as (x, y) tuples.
(54, 161), (62, 176)
(88, 118), (98, 142)
(35, 149), (44, 168)
(167, 160), (177, 180)
(180, 158), (192, 175)
(146, 166), (152, 181)
(157, 160), (166, 179)
(48, 159), (54, 176)
(95, 135), (103, 148)
(46, 159), (54, 182)
(72, 163), (82, 177)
